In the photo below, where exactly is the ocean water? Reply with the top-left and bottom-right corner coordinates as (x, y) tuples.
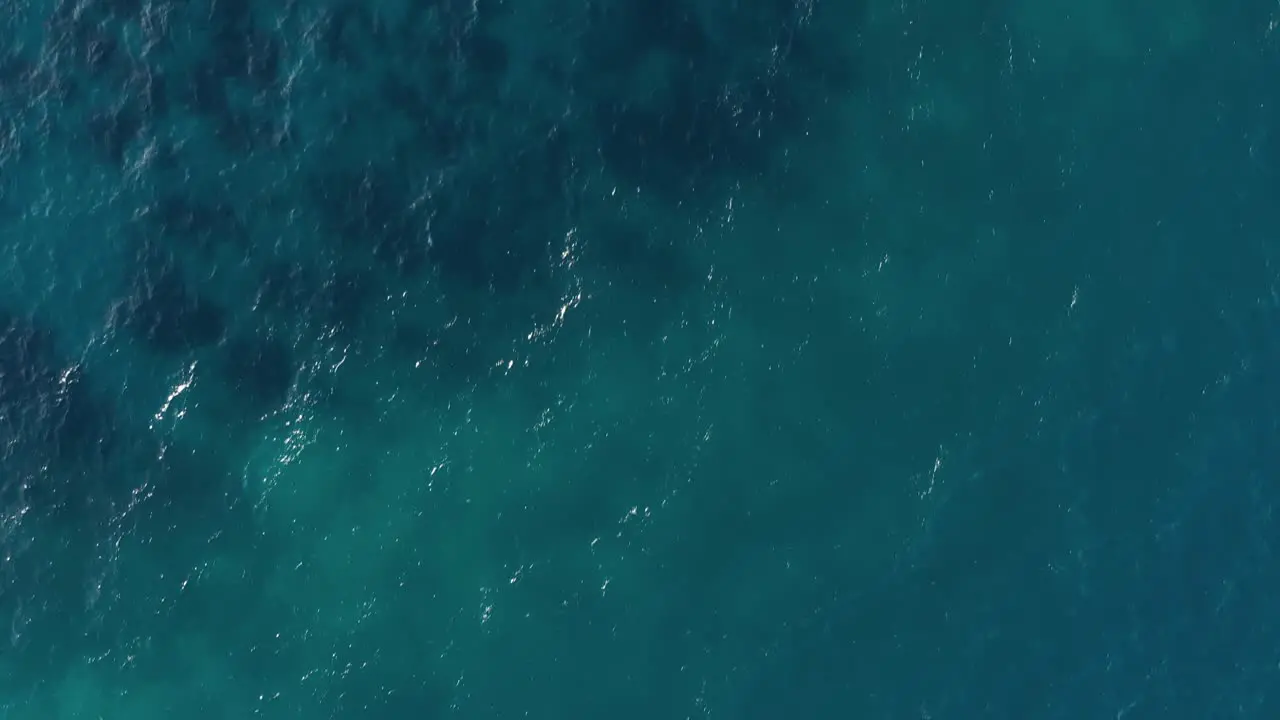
(1, 0), (1278, 717)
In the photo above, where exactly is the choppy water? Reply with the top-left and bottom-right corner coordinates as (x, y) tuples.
(2, 0), (1279, 717)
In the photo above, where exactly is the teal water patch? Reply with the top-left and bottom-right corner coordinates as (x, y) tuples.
(3, 0), (1280, 718)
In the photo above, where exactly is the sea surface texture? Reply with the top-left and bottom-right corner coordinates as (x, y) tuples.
(2, 0), (1279, 717)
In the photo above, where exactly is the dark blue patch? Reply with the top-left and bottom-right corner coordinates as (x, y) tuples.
(319, 268), (376, 336)
(589, 217), (700, 304)
(120, 243), (227, 354)
(254, 261), (312, 318)
(185, 63), (230, 120)
(318, 3), (388, 68)
(82, 32), (119, 74)
(425, 133), (572, 299)
(310, 167), (429, 280)
(0, 309), (117, 515)
(147, 196), (249, 256)
(218, 332), (296, 413)
(139, 68), (170, 120)
(458, 31), (509, 82)
(87, 105), (141, 166)
(583, 0), (709, 70)
(380, 75), (469, 160)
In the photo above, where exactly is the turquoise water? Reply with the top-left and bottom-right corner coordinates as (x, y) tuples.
(2, 0), (1279, 717)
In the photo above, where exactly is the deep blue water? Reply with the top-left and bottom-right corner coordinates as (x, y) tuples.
(2, 0), (1279, 717)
